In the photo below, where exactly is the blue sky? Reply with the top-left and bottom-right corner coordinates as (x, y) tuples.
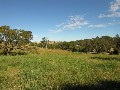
(0, 0), (120, 41)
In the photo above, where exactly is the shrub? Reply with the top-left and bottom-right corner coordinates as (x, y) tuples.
(10, 49), (26, 56)
(0, 49), (3, 55)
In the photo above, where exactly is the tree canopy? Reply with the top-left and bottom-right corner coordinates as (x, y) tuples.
(0, 25), (33, 55)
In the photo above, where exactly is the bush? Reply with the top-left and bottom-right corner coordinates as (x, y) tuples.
(10, 49), (26, 56)
(0, 49), (3, 55)
(0, 49), (10, 55)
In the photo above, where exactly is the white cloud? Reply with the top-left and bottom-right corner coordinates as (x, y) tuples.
(49, 15), (88, 33)
(88, 20), (120, 28)
(56, 23), (65, 27)
(88, 24), (106, 28)
(110, 0), (120, 12)
(99, 0), (120, 18)
(108, 22), (115, 25)
(63, 15), (88, 30)
(49, 29), (63, 33)
(108, 21), (120, 25)
(99, 12), (120, 18)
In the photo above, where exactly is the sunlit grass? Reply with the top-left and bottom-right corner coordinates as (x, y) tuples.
(0, 48), (120, 90)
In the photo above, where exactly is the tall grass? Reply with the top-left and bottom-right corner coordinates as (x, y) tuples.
(0, 48), (120, 90)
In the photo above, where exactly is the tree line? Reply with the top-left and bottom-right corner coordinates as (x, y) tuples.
(0, 25), (33, 55)
(1, 25), (119, 55)
(30, 35), (120, 54)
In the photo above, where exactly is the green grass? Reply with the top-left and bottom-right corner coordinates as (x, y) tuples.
(0, 48), (120, 90)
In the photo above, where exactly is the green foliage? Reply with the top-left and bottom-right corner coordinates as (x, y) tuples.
(0, 49), (3, 55)
(10, 49), (27, 56)
(0, 25), (33, 55)
(44, 35), (120, 54)
(114, 34), (120, 52)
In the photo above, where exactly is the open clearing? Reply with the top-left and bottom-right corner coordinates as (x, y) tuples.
(0, 49), (120, 90)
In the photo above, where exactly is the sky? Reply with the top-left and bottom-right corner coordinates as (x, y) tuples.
(0, 0), (120, 41)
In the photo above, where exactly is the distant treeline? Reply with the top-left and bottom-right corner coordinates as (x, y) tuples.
(31, 35), (120, 54)
(1, 25), (119, 55)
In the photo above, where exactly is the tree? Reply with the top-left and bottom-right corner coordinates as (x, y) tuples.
(0, 25), (33, 55)
(114, 34), (120, 54)
(41, 37), (48, 49)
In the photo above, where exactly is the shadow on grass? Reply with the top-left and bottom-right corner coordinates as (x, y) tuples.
(91, 57), (120, 61)
(59, 80), (120, 90)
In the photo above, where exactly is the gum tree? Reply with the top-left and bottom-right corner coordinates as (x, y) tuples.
(0, 25), (33, 55)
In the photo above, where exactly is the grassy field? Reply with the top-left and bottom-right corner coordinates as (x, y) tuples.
(0, 48), (120, 90)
